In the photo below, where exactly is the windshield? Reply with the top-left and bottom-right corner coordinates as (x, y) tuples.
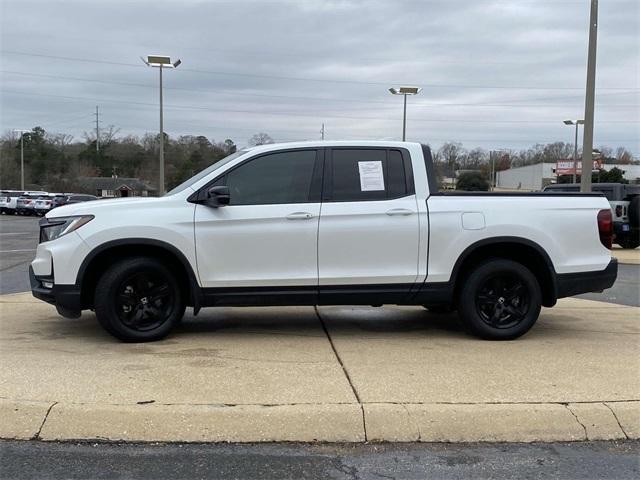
(164, 149), (249, 196)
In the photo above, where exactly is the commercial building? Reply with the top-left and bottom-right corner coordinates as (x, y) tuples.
(496, 163), (640, 191)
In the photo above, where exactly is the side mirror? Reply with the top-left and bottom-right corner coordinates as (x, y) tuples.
(205, 185), (230, 207)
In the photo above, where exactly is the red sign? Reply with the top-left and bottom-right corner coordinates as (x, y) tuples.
(555, 159), (602, 175)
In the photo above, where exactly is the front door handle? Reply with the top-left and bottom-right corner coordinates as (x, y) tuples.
(386, 208), (414, 216)
(286, 212), (314, 220)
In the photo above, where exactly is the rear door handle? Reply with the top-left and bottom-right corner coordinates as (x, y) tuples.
(286, 212), (314, 220)
(386, 208), (414, 216)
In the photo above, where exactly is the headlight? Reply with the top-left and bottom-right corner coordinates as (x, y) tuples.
(39, 215), (94, 243)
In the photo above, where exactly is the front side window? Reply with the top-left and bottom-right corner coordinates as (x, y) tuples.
(224, 150), (318, 205)
(329, 148), (412, 202)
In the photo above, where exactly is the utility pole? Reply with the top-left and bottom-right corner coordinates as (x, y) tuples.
(13, 129), (29, 190)
(320, 123), (325, 140)
(581, 0), (598, 192)
(19, 133), (25, 190)
(159, 64), (164, 195)
(95, 106), (100, 154)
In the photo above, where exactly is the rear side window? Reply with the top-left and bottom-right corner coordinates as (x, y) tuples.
(223, 149), (319, 205)
(328, 148), (413, 202)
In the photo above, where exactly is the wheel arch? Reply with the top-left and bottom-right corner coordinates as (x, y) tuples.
(450, 237), (558, 307)
(76, 239), (201, 311)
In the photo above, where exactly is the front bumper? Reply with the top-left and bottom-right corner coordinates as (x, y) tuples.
(29, 266), (82, 318)
(555, 258), (618, 299)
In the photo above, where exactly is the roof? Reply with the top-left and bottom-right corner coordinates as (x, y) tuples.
(244, 140), (421, 153)
(78, 177), (156, 191)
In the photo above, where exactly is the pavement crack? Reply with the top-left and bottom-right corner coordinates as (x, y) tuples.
(603, 402), (630, 440)
(314, 306), (367, 442)
(32, 401), (57, 440)
(564, 404), (588, 440)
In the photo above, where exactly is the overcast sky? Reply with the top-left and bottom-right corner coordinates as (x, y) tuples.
(0, 0), (638, 153)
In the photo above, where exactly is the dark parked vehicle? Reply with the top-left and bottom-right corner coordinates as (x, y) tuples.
(52, 194), (99, 209)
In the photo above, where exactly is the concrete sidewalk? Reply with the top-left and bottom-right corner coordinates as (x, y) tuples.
(1, 293), (638, 443)
(614, 246), (640, 265)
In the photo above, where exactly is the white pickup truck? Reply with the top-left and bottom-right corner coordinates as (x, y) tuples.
(30, 141), (617, 342)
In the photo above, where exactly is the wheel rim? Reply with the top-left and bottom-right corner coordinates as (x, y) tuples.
(475, 273), (530, 329)
(115, 271), (175, 331)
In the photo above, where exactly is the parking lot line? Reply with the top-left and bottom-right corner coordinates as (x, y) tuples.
(0, 249), (36, 253)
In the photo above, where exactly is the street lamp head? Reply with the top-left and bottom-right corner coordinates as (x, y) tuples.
(143, 55), (181, 68)
(563, 119), (585, 125)
(563, 119), (574, 125)
(389, 86), (422, 95)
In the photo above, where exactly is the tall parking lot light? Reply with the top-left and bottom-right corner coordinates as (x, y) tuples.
(563, 119), (584, 183)
(142, 55), (182, 195)
(389, 87), (422, 141)
(13, 129), (29, 190)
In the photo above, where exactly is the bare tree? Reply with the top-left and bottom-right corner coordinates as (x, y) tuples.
(248, 132), (274, 146)
(616, 147), (633, 164)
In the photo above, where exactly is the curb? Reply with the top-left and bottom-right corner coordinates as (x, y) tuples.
(2, 399), (637, 443)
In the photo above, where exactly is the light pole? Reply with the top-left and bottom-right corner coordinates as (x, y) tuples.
(13, 129), (29, 190)
(581, 0), (598, 193)
(389, 87), (422, 141)
(142, 55), (182, 195)
(563, 119), (584, 183)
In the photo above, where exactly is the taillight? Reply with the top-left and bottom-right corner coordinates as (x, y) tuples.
(597, 209), (613, 249)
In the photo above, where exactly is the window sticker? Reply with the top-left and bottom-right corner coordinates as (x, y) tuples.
(358, 161), (385, 191)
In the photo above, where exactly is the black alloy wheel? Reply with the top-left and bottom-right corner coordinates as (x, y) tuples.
(475, 274), (530, 329)
(115, 271), (175, 332)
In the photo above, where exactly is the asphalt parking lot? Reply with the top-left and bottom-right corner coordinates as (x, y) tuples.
(1, 214), (638, 305)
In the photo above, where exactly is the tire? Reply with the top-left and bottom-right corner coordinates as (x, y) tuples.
(94, 257), (185, 342)
(618, 234), (640, 249)
(458, 259), (542, 340)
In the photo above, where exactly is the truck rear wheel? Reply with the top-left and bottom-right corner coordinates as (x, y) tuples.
(94, 257), (185, 342)
(458, 259), (541, 340)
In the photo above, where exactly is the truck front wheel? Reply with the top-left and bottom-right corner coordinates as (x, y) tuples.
(458, 259), (541, 340)
(94, 257), (185, 342)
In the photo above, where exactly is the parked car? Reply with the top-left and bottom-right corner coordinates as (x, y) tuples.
(51, 194), (98, 209)
(543, 183), (640, 249)
(34, 194), (63, 216)
(0, 190), (26, 214)
(31, 142), (617, 342)
(16, 192), (48, 215)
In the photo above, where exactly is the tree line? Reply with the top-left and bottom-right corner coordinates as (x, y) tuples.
(0, 126), (635, 193)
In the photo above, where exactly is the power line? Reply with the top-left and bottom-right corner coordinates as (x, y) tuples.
(2, 89), (635, 125)
(2, 70), (638, 109)
(2, 50), (638, 91)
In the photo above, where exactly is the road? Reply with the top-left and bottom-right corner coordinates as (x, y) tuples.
(1, 440), (638, 480)
(1, 215), (638, 306)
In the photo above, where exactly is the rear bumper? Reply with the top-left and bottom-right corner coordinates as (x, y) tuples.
(555, 258), (618, 299)
(29, 266), (82, 318)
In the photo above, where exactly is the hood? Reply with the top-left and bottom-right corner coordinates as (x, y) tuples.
(46, 196), (159, 218)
